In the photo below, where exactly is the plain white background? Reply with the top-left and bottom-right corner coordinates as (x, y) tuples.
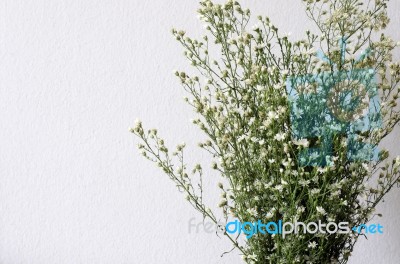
(0, 0), (399, 263)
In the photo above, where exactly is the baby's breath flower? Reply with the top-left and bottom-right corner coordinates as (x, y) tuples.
(311, 188), (320, 195)
(299, 179), (310, 187)
(316, 206), (327, 215)
(297, 206), (305, 214)
(274, 132), (286, 141)
(247, 207), (258, 217)
(293, 138), (310, 148)
(308, 241), (318, 249)
(274, 184), (284, 192)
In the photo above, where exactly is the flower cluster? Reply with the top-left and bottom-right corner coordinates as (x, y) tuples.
(131, 0), (400, 263)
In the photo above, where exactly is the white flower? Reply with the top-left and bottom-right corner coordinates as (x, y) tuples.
(265, 211), (274, 219)
(268, 159), (275, 164)
(297, 206), (305, 213)
(264, 182), (273, 189)
(134, 118), (141, 126)
(274, 133), (286, 141)
(130, 118), (142, 131)
(238, 134), (247, 142)
(316, 206), (327, 215)
(267, 110), (279, 119)
(263, 119), (272, 128)
(247, 207), (258, 217)
(293, 138), (310, 148)
(278, 106), (287, 114)
(247, 253), (258, 262)
(299, 179), (310, 187)
(256, 85), (264, 91)
(283, 143), (289, 153)
(311, 188), (320, 195)
(249, 117), (255, 125)
(308, 241), (318, 249)
(361, 163), (370, 172)
(274, 184), (283, 192)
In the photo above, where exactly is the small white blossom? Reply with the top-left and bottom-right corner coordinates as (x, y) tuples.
(246, 253), (258, 263)
(274, 133), (286, 141)
(256, 85), (264, 91)
(299, 179), (310, 187)
(265, 211), (274, 219)
(311, 188), (320, 195)
(247, 207), (258, 217)
(308, 241), (318, 249)
(275, 184), (283, 192)
(267, 111), (279, 119)
(293, 138), (310, 148)
(297, 206), (305, 214)
(263, 119), (272, 128)
(316, 206), (327, 215)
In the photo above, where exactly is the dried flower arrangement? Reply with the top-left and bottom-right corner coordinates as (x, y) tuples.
(131, 0), (400, 263)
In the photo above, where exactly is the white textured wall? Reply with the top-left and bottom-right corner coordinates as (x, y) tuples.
(0, 0), (399, 263)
